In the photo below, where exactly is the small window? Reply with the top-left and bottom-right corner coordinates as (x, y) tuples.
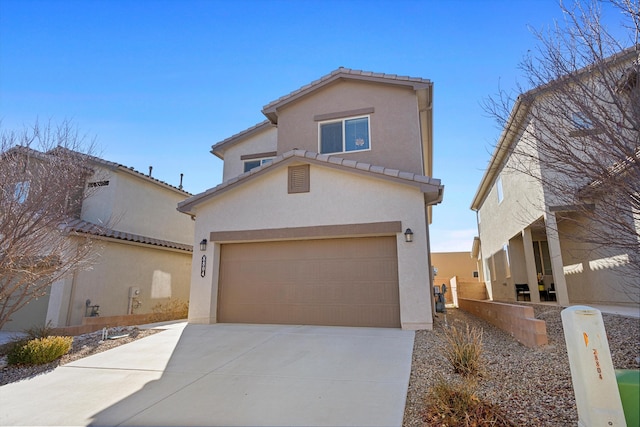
(490, 256), (496, 281)
(572, 112), (593, 130)
(503, 243), (511, 278)
(483, 258), (491, 282)
(496, 176), (504, 204)
(473, 271), (479, 278)
(288, 165), (310, 193)
(14, 181), (30, 203)
(244, 158), (273, 173)
(319, 116), (370, 154)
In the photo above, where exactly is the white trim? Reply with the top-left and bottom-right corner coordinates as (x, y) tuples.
(243, 157), (274, 173)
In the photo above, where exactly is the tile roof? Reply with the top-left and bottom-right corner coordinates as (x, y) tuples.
(61, 218), (193, 252)
(178, 149), (443, 215)
(210, 120), (274, 159)
(47, 146), (192, 195)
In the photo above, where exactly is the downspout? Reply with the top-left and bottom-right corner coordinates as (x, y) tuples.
(424, 198), (436, 323)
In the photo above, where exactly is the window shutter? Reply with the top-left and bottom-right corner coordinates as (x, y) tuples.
(288, 165), (310, 194)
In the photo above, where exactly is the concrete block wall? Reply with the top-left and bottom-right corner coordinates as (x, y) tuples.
(458, 298), (548, 347)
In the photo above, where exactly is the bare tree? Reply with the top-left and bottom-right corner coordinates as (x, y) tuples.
(484, 0), (640, 292)
(0, 120), (101, 329)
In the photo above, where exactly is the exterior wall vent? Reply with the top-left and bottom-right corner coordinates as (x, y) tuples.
(288, 165), (310, 194)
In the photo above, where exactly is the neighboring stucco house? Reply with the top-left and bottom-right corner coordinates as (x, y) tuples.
(2, 148), (195, 332)
(470, 49), (639, 308)
(431, 251), (486, 305)
(178, 67), (444, 330)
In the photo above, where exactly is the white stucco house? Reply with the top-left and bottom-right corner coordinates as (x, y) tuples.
(178, 68), (444, 330)
(2, 148), (195, 332)
(471, 48), (639, 308)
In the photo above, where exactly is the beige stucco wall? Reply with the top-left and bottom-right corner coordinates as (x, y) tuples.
(221, 126), (278, 181)
(560, 216), (639, 304)
(82, 167), (194, 244)
(476, 120), (545, 297)
(188, 162), (433, 330)
(431, 251), (484, 304)
(431, 252), (479, 285)
(275, 80), (424, 175)
(50, 239), (192, 327)
(1, 288), (51, 332)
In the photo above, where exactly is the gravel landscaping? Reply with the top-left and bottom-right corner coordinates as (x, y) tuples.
(403, 305), (640, 427)
(1, 307), (638, 427)
(0, 326), (160, 386)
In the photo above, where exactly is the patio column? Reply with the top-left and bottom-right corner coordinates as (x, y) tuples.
(544, 211), (569, 306)
(522, 228), (540, 303)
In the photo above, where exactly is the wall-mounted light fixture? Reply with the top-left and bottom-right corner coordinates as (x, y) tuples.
(404, 228), (414, 243)
(200, 238), (207, 251)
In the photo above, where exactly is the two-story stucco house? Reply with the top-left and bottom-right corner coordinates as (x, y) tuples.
(3, 148), (195, 332)
(178, 68), (444, 330)
(471, 48), (639, 308)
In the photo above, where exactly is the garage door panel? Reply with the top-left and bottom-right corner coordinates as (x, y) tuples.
(218, 237), (400, 328)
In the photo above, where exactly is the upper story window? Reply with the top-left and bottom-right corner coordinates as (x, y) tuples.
(496, 175), (504, 204)
(571, 112), (594, 130)
(243, 157), (273, 173)
(14, 181), (30, 203)
(319, 115), (370, 154)
(503, 243), (511, 278)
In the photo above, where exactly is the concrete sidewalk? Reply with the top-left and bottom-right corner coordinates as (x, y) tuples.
(0, 323), (415, 427)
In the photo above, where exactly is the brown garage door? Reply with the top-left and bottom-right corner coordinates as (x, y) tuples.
(218, 236), (400, 327)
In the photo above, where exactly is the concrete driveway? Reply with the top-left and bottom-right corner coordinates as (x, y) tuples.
(0, 322), (415, 426)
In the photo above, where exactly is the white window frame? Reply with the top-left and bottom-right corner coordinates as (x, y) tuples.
(571, 112), (594, 130)
(318, 115), (371, 155)
(14, 181), (30, 204)
(496, 175), (504, 204)
(243, 157), (273, 173)
(503, 243), (511, 278)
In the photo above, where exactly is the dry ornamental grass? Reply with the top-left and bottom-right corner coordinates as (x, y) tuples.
(404, 305), (640, 427)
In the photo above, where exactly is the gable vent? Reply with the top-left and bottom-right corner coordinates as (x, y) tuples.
(288, 165), (310, 194)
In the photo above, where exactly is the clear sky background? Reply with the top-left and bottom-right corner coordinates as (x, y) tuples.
(0, 0), (622, 252)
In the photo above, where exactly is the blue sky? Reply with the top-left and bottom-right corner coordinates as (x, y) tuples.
(0, 0), (607, 252)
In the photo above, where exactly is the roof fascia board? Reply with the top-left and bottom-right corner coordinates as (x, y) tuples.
(210, 120), (273, 160)
(115, 165), (191, 196)
(73, 233), (193, 254)
(470, 97), (531, 210)
(262, 70), (432, 124)
(470, 46), (638, 211)
(178, 150), (443, 215)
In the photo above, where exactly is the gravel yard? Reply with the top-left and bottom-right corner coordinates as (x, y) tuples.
(403, 305), (640, 427)
(1, 307), (638, 427)
(0, 326), (160, 386)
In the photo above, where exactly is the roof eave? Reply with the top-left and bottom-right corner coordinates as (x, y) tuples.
(178, 150), (443, 215)
(470, 97), (531, 210)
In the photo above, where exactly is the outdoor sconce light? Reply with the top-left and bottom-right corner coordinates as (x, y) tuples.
(404, 228), (414, 243)
(200, 238), (207, 251)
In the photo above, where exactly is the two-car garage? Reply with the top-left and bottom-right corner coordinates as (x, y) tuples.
(217, 236), (401, 328)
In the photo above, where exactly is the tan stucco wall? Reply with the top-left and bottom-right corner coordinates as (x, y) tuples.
(275, 80), (424, 175)
(82, 167), (194, 245)
(54, 240), (192, 327)
(476, 120), (545, 298)
(431, 252), (483, 304)
(560, 217), (639, 304)
(222, 126), (278, 181)
(188, 163), (433, 330)
(431, 251), (479, 285)
(1, 287), (51, 332)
